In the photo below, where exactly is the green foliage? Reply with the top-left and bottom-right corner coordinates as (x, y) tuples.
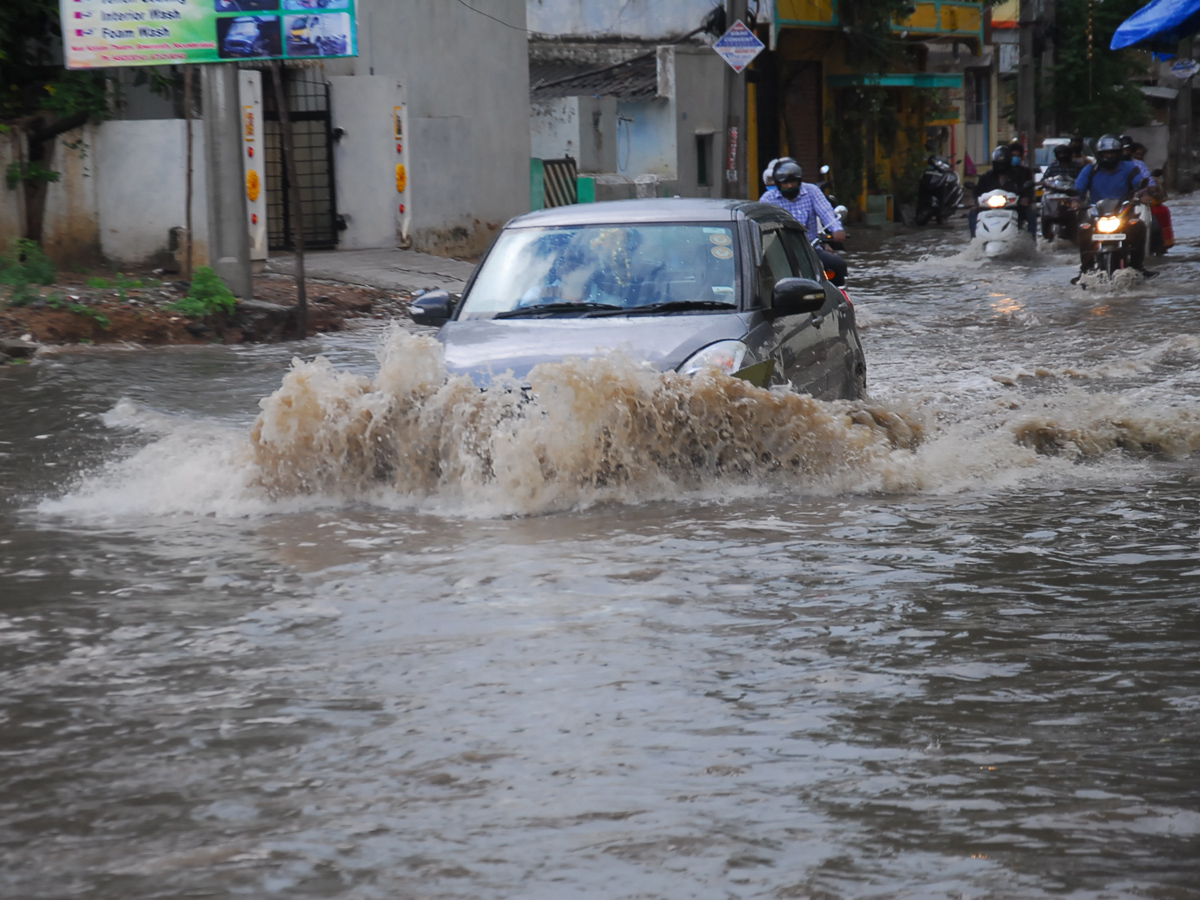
(169, 266), (237, 317)
(1, 1), (111, 121)
(6, 278), (40, 307)
(1050, 0), (1149, 134)
(6, 160), (60, 190)
(87, 272), (143, 302)
(0, 238), (55, 286)
(69, 303), (110, 329)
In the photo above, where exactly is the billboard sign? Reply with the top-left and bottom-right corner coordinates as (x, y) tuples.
(61, 0), (357, 69)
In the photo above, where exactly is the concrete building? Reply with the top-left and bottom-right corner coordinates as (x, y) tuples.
(527, 0), (731, 201)
(2, 0), (530, 268)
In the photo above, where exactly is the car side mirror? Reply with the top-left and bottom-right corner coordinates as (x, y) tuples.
(410, 289), (455, 326)
(770, 278), (826, 317)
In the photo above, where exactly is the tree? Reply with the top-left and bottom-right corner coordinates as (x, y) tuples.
(1050, 0), (1149, 135)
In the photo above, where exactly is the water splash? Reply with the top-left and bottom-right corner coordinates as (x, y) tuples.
(249, 328), (921, 516)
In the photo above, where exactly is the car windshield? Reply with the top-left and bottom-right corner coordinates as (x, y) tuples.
(458, 223), (738, 319)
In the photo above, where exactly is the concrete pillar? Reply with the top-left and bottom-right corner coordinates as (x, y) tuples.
(201, 64), (253, 299)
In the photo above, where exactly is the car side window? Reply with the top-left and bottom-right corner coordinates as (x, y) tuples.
(780, 228), (821, 281)
(757, 225), (794, 300)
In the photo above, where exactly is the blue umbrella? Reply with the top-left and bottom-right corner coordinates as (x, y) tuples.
(1111, 0), (1200, 49)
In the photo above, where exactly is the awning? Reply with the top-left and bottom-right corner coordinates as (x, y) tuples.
(825, 73), (963, 88)
(1111, 0), (1200, 50)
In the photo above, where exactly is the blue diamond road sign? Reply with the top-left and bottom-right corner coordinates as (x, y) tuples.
(712, 20), (765, 74)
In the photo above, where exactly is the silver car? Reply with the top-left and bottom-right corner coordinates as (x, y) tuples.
(410, 198), (867, 399)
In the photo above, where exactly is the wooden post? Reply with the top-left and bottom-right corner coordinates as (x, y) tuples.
(270, 60), (308, 338)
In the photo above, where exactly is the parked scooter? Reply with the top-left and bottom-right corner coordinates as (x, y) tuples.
(974, 189), (1025, 258)
(915, 155), (963, 225)
(1040, 175), (1080, 241)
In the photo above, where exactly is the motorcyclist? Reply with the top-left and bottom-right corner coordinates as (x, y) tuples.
(1069, 133), (1092, 167)
(1007, 141), (1038, 233)
(1072, 133), (1151, 279)
(1044, 142), (1085, 181)
(969, 145), (1035, 238)
(760, 159), (848, 286)
(1118, 134), (1157, 190)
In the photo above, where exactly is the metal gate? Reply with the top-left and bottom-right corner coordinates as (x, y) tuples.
(542, 157), (578, 207)
(262, 67), (338, 250)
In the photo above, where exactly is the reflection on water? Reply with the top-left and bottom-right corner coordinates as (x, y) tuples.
(2, 197), (1200, 899)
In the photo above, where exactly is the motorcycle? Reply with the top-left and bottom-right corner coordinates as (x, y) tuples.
(974, 189), (1025, 258)
(812, 204), (848, 250)
(1040, 175), (1080, 242)
(1085, 195), (1144, 276)
(915, 155), (963, 225)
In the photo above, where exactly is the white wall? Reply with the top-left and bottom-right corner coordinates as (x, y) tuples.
(527, 0), (720, 38)
(531, 96), (617, 172)
(40, 125), (100, 266)
(670, 46), (727, 197)
(329, 75), (403, 250)
(95, 119), (208, 267)
(355, 0), (530, 257)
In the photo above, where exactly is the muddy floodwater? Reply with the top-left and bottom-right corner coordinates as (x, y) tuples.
(3, 199), (1199, 900)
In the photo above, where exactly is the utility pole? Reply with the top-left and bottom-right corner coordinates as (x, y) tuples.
(722, 0), (750, 199)
(1017, 0), (1036, 149)
(1174, 38), (1194, 193)
(201, 64), (253, 299)
(1040, 0), (1056, 138)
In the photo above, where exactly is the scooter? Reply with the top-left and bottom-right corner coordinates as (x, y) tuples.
(974, 189), (1025, 258)
(915, 155), (963, 225)
(1040, 175), (1080, 242)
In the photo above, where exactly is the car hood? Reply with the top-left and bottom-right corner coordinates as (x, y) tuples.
(438, 313), (754, 386)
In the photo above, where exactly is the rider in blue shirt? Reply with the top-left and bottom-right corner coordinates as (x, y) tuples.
(1073, 134), (1151, 278)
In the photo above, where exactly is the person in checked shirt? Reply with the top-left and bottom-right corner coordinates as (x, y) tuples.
(759, 159), (848, 286)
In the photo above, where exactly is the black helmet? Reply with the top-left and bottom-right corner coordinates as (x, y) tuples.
(1118, 134), (1134, 147)
(990, 145), (1011, 172)
(773, 160), (803, 184)
(773, 160), (803, 199)
(1096, 134), (1122, 171)
(1053, 143), (1072, 163)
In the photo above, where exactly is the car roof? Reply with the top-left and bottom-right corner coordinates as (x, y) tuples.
(505, 198), (795, 229)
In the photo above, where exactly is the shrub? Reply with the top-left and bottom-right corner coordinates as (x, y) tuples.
(0, 238), (56, 286)
(169, 266), (237, 317)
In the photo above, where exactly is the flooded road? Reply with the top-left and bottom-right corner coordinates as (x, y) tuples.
(3, 197), (1199, 899)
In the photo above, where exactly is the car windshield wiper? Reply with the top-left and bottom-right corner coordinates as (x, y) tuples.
(593, 300), (738, 316)
(492, 302), (625, 319)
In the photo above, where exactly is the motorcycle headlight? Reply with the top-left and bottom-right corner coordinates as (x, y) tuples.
(987, 194), (1008, 208)
(1096, 216), (1122, 234)
(680, 340), (749, 377)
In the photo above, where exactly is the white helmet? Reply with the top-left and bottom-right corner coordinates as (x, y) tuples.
(762, 158), (780, 187)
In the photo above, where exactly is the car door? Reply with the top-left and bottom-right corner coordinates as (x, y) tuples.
(778, 225), (854, 398)
(745, 221), (839, 397)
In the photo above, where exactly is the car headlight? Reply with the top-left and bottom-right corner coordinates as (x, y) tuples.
(1095, 215), (1122, 234)
(680, 340), (749, 377)
(987, 194), (1008, 208)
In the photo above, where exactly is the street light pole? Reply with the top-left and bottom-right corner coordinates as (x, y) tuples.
(1017, 0), (1036, 149)
(723, 0), (750, 199)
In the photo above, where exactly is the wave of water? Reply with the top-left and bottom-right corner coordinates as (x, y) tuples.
(39, 326), (1200, 521)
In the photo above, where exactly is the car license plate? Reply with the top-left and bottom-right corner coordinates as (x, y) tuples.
(1092, 233), (1125, 242)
